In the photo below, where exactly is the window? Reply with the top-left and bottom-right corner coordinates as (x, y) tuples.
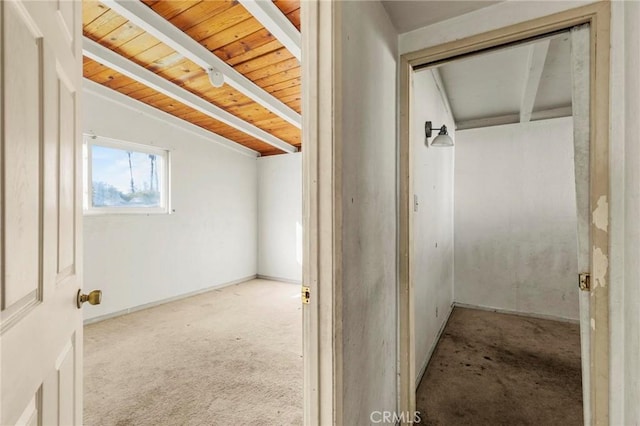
(84, 135), (170, 214)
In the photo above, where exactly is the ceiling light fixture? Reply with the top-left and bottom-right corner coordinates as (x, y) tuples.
(207, 67), (225, 88)
(425, 121), (454, 147)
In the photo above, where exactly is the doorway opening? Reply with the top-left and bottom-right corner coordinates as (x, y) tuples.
(79, 1), (305, 424)
(398, 3), (611, 424)
(410, 29), (585, 425)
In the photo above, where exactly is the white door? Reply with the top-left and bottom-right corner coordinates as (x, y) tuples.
(1, 0), (85, 424)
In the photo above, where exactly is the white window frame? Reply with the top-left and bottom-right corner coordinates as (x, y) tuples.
(83, 134), (171, 215)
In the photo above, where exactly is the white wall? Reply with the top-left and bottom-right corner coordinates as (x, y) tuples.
(454, 118), (578, 320)
(619, 2), (640, 422)
(257, 153), (302, 283)
(411, 69), (455, 379)
(340, 1), (398, 422)
(82, 88), (258, 321)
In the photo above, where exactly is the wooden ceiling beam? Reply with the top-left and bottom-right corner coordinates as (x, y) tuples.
(84, 78), (260, 158)
(100, 0), (302, 129)
(456, 105), (572, 131)
(83, 37), (298, 154)
(237, 0), (301, 61)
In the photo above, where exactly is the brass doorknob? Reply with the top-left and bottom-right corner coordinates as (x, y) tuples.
(77, 289), (102, 308)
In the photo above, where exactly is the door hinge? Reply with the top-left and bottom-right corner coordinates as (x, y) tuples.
(302, 286), (310, 304)
(579, 273), (591, 291)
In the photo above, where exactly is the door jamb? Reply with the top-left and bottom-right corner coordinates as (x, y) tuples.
(397, 2), (611, 424)
(301, 1), (344, 425)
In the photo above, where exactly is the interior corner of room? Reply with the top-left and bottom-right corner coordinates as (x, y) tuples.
(81, 1), (304, 424)
(80, 79), (303, 423)
(338, 1), (636, 425)
(407, 27), (584, 424)
(81, 83), (303, 325)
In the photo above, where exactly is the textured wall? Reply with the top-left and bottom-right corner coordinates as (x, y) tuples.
(411, 69), (455, 379)
(454, 118), (578, 320)
(340, 0), (398, 422)
(622, 2), (640, 423)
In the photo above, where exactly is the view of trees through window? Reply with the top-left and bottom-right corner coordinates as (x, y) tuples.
(91, 144), (163, 208)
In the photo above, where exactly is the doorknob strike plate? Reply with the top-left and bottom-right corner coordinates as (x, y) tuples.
(579, 273), (591, 291)
(302, 286), (310, 304)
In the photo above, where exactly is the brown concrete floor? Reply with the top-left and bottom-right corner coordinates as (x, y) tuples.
(417, 307), (583, 426)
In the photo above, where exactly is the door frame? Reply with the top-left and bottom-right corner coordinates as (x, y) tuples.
(398, 2), (611, 425)
(301, 1), (343, 425)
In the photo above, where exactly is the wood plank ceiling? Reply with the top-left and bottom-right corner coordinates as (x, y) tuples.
(83, 0), (301, 156)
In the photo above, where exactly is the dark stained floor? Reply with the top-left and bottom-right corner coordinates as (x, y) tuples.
(416, 307), (583, 426)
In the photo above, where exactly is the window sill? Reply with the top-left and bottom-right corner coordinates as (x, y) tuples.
(83, 208), (171, 216)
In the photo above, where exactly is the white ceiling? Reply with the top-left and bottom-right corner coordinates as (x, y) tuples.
(433, 33), (573, 129)
(381, 0), (501, 33)
(438, 45), (531, 122)
(534, 34), (572, 112)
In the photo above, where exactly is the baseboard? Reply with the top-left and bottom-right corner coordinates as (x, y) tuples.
(453, 302), (580, 324)
(256, 274), (301, 284)
(83, 274), (257, 325)
(415, 303), (455, 388)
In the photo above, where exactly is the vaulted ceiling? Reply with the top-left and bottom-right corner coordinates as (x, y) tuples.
(83, 0), (301, 156)
(431, 32), (573, 130)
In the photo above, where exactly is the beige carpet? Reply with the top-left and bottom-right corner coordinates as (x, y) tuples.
(417, 307), (583, 425)
(84, 279), (303, 426)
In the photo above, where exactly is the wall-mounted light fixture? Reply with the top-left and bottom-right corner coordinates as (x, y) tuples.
(425, 121), (454, 147)
(207, 67), (225, 88)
